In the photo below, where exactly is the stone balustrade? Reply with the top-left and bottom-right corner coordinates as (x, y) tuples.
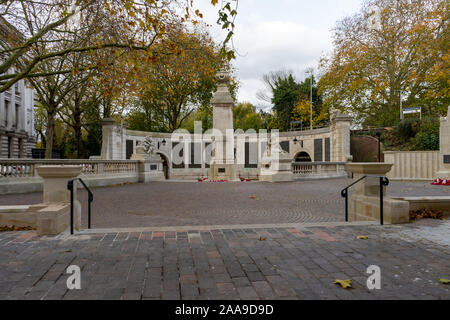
(0, 159), (138, 179)
(291, 162), (347, 179)
(0, 159), (140, 194)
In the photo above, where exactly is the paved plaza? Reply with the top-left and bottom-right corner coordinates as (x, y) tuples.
(1, 179), (449, 300)
(0, 179), (449, 228)
(0, 219), (449, 300)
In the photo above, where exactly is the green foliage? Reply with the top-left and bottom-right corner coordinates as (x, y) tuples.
(413, 131), (440, 150)
(396, 118), (420, 139)
(271, 74), (300, 131)
(233, 103), (263, 131)
(180, 104), (213, 133)
(268, 72), (326, 131)
(383, 116), (440, 151)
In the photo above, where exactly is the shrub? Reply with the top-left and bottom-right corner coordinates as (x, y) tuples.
(413, 131), (439, 150)
(396, 117), (420, 139)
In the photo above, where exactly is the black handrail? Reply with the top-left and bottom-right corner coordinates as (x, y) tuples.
(67, 178), (94, 235)
(341, 175), (389, 225)
(341, 175), (366, 222)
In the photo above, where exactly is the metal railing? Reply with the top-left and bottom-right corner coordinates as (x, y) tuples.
(67, 178), (93, 235)
(340, 175), (389, 225)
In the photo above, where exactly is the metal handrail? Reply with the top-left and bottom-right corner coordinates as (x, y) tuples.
(67, 178), (94, 235)
(340, 175), (389, 225)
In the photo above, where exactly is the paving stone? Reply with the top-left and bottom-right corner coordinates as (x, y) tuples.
(0, 218), (449, 300)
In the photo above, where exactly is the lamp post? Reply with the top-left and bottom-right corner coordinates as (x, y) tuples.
(306, 68), (314, 130)
(395, 90), (404, 120)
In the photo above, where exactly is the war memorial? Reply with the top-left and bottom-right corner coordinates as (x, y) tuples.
(0, 0), (448, 304)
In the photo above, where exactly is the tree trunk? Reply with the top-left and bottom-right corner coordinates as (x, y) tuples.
(74, 104), (83, 159)
(74, 124), (82, 159)
(45, 107), (56, 159)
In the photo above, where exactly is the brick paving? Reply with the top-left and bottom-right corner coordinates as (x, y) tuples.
(0, 179), (448, 228)
(0, 219), (449, 300)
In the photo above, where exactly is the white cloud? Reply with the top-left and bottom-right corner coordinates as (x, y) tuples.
(233, 18), (331, 106)
(194, 0), (364, 107)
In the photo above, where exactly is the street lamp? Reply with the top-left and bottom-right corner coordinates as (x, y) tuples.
(395, 90), (404, 120)
(306, 68), (314, 130)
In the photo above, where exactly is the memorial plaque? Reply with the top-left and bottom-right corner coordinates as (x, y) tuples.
(172, 142), (185, 169)
(280, 141), (290, 153)
(189, 142), (202, 168)
(245, 142), (258, 168)
(150, 165), (157, 170)
(314, 139), (323, 162)
(126, 140), (134, 160)
(218, 168), (226, 173)
(325, 138), (330, 162)
(444, 155), (450, 164)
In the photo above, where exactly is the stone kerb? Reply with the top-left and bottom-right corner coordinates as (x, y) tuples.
(346, 163), (409, 224)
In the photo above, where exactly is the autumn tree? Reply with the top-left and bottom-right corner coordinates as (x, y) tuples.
(0, 0), (239, 92)
(129, 26), (224, 132)
(319, 0), (449, 127)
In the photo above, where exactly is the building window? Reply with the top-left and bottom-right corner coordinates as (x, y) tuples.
(7, 137), (12, 158)
(15, 104), (20, 129)
(4, 101), (9, 127)
(19, 138), (24, 158)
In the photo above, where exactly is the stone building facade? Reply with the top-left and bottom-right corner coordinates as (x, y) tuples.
(0, 16), (36, 158)
(0, 77), (35, 158)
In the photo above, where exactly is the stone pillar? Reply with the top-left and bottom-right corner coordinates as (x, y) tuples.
(346, 163), (409, 224)
(209, 68), (236, 181)
(100, 118), (125, 160)
(35, 165), (83, 234)
(36, 166), (82, 204)
(437, 106), (450, 178)
(330, 112), (353, 162)
(130, 145), (165, 182)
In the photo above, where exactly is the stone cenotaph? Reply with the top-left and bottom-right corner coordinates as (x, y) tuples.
(209, 68), (236, 181)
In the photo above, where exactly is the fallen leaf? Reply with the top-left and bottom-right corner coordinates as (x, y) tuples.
(334, 279), (352, 289)
(357, 235), (369, 240)
(249, 196), (256, 200)
(440, 279), (450, 284)
(258, 236), (266, 241)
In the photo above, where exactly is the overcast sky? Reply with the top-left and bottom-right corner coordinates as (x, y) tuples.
(196, 0), (364, 109)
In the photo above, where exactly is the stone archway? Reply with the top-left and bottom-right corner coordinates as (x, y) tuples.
(294, 151), (312, 162)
